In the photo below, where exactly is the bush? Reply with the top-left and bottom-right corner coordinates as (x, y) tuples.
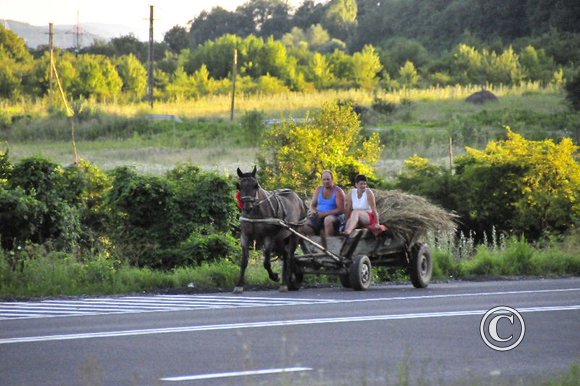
(565, 71), (580, 111)
(7, 156), (82, 249)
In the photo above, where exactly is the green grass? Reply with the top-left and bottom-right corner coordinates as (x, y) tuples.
(1, 231), (578, 299)
(2, 85), (575, 178)
(431, 233), (580, 280)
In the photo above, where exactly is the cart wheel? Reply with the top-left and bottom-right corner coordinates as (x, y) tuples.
(349, 255), (372, 291)
(338, 272), (351, 288)
(409, 244), (433, 288)
(287, 260), (303, 291)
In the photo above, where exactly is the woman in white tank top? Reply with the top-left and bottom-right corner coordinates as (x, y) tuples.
(343, 174), (380, 235)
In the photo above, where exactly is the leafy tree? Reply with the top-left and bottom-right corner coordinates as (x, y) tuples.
(0, 25), (32, 63)
(352, 45), (383, 90)
(257, 102), (382, 194)
(116, 54), (147, 100)
(71, 54), (122, 100)
(164, 25), (192, 54)
(308, 52), (334, 88)
(236, 0), (292, 39)
(0, 26), (32, 98)
(185, 34), (241, 79)
(189, 7), (249, 47)
(462, 128), (579, 238)
(293, 0), (327, 30)
(565, 71), (580, 111)
(398, 60), (421, 88)
(322, 0), (358, 42)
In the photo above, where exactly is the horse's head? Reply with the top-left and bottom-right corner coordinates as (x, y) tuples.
(237, 166), (260, 214)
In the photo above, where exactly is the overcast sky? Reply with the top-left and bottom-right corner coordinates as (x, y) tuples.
(1, 0), (305, 41)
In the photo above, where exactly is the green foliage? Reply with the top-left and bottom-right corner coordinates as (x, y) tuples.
(565, 71), (580, 111)
(257, 102), (382, 194)
(115, 54), (147, 101)
(104, 164), (238, 269)
(177, 230), (240, 266)
(0, 187), (44, 249)
(7, 157), (81, 249)
(398, 129), (579, 241)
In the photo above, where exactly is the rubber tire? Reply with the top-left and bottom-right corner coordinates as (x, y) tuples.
(349, 255), (372, 291)
(339, 273), (352, 288)
(409, 244), (433, 288)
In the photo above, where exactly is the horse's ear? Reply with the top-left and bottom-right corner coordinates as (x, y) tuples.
(251, 166), (257, 177)
(237, 168), (243, 178)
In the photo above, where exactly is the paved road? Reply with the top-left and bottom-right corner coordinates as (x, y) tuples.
(1, 278), (579, 385)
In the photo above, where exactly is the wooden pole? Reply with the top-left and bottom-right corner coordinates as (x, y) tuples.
(48, 23), (54, 105)
(230, 48), (237, 121)
(148, 5), (154, 108)
(448, 136), (454, 171)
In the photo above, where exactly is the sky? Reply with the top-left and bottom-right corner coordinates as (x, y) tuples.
(1, 0), (305, 41)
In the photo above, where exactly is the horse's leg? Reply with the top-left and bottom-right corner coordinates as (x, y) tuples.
(234, 237), (250, 294)
(279, 248), (290, 292)
(263, 240), (279, 282)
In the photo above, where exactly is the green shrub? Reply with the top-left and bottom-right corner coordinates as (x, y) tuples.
(7, 156), (82, 249)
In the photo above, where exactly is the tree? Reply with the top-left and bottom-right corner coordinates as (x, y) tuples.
(116, 54), (147, 101)
(322, 0), (358, 42)
(564, 71), (580, 111)
(71, 54), (122, 100)
(164, 26), (192, 54)
(257, 102), (382, 194)
(352, 45), (383, 90)
(189, 7), (249, 47)
(308, 52), (334, 88)
(0, 25), (32, 98)
(461, 128), (579, 238)
(0, 25), (32, 63)
(398, 60), (421, 88)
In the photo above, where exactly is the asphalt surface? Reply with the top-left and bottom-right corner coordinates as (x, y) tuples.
(1, 278), (579, 385)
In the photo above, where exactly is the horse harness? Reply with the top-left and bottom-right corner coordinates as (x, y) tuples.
(240, 187), (307, 228)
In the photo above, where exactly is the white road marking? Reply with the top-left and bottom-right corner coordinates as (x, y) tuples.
(0, 295), (335, 320)
(1, 304), (578, 345)
(0, 287), (578, 320)
(160, 367), (313, 382)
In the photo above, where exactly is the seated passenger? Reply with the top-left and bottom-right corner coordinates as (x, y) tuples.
(343, 174), (380, 235)
(308, 170), (346, 236)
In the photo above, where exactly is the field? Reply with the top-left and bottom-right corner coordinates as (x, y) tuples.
(2, 84), (575, 179)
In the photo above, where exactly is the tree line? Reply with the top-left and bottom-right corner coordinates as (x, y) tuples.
(1, 0), (579, 102)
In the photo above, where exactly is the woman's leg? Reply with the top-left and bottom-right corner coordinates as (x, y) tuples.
(344, 211), (370, 234)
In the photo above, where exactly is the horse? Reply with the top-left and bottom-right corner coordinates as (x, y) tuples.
(235, 166), (307, 293)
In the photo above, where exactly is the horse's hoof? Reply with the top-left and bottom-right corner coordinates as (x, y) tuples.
(279, 285), (288, 292)
(270, 273), (280, 282)
(233, 286), (244, 294)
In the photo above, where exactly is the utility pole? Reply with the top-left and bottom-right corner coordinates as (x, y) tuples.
(230, 48), (237, 121)
(147, 5), (154, 108)
(48, 23), (54, 105)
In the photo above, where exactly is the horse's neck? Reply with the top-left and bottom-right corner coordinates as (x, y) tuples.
(257, 187), (279, 217)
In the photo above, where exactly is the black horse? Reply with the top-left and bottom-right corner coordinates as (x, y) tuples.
(235, 167), (307, 293)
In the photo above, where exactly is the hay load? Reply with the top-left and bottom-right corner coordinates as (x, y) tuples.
(374, 190), (459, 243)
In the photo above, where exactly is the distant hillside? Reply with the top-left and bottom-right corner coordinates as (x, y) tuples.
(0, 19), (145, 49)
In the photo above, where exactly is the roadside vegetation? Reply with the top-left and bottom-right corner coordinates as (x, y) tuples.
(1, 1), (579, 298)
(0, 96), (578, 299)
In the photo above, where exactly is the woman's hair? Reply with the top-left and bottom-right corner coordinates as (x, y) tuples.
(355, 174), (367, 183)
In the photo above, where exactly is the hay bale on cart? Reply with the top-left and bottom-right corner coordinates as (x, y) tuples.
(374, 189), (458, 244)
